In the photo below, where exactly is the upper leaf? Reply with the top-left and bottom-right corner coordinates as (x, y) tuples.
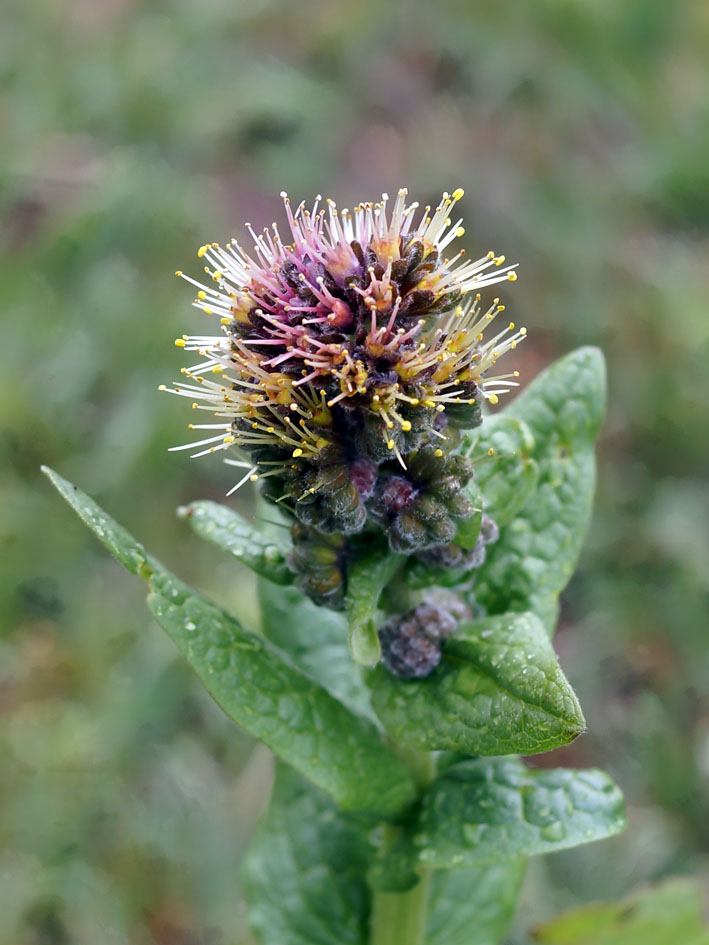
(414, 758), (626, 870)
(345, 542), (403, 667)
(44, 467), (416, 819)
(468, 416), (539, 528)
(366, 611), (585, 754)
(178, 500), (293, 584)
(455, 476), (483, 550)
(244, 761), (372, 945)
(259, 580), (373, 719)
(534, 877), (709, 945)
(474, 347), (606, 634)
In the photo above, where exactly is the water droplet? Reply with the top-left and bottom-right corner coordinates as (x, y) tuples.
(185, 620), (196, 632)
(462, 823), (482, 844)
(540, 822), (565, 842)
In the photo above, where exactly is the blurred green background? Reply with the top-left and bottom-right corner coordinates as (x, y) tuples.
(2, 0), (708, 941)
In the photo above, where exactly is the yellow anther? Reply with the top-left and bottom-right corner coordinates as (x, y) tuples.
(250, 474), (259, 482)
(488, 393), (499, 405)
(198, 290), (207, 300)
(387, 440), (395, 450)
(292, 448), (304, 457)
(401, 420), (412, 432)
(488, 447), (495, 456)
(220, 318), (231, 326)
(198, 245), (208, 258)
(223, 435), (235, 444)
(509, 322), (515, 330)
(203, 307), (213, 315)
(434, 448), (444, 457)
(495, 255), (506, 266)
(455, 227), (465, 237)
(507, 272), (517, 282)
(175, 270), (183, 277)
(452, 188), (465, 200)
(174, 338), (186, 347)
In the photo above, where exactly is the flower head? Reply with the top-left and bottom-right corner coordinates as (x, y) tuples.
(163, 188), (524, 543)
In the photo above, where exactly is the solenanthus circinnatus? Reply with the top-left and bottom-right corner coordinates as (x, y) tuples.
(163, 188), (525, 673)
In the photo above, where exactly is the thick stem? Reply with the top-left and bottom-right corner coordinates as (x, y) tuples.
(370, 871), (432, 945)
(370, 750), (436, 945)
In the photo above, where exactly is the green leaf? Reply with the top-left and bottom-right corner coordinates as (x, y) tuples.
(426, 861), (526, 945)
(468, 416), (539, 527)
(244, 761), (372, 945)
(475, 347), (606, 633)
(534, 877), (709, 945)
(367, 611), (585, 754)
(345, 542), (403, 667)
(43, 467), (416, 818)
(42, 465), (150, 577)
(401, 557), (472, 591)
(456, 478), (483, 550)
(178, 500), (292, 584)
(258, 580), (373, 719)
(414, 758), (626, 869)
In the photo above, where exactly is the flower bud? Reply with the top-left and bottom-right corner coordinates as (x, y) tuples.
(378, 602), (457, 679)
(420, 511), (500, 572)
(287, 524), (347, 609)
(367, 447), (477, 553)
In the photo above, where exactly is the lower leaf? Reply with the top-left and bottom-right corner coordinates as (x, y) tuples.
(426, 861), (526, 945)
(245, 761), (372, 945)
(414, 758), (626, 869)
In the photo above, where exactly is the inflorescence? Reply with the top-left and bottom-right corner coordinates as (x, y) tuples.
(164, 188), (524, 634)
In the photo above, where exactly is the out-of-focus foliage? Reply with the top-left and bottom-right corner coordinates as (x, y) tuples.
(1, 0), (707, 941)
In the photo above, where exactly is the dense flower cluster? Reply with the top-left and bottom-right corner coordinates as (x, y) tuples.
(164, 188), (523, 568)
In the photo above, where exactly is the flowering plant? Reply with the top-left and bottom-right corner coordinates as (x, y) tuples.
(45, 188), (624, 945)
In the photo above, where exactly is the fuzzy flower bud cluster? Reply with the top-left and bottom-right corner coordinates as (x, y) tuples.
(165, 189), (524, 662)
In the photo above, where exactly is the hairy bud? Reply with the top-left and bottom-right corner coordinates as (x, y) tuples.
(368, 447), (476, 553)
(420, 511), (500, 572)
(378, 602), (457, 679)
(287, 524), (347, 609)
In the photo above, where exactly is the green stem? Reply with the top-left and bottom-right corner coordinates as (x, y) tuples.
(370, 870), (432, 945)
(370, 749), (436, 945)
